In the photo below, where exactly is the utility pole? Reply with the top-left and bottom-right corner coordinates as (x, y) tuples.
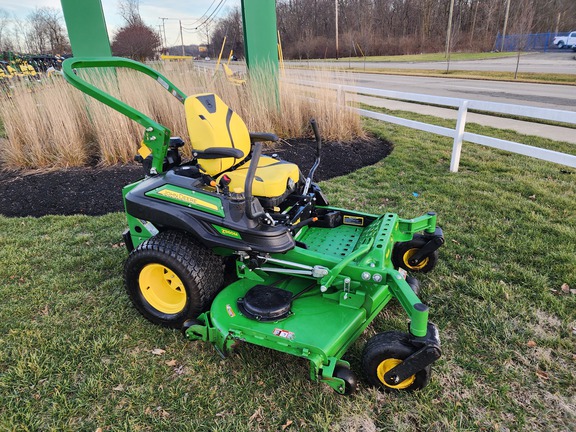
(157, 25), (163, 53)
(500, 0), (511, 51)
(335, 0), (339, 59)
(205, 26), (211, 57)
(179, 19), (185, 56)
(159, 17), (168, 53)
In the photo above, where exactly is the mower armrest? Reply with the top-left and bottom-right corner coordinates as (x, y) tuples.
(193, 147), (245, 159)
(250, 132), (279, 143)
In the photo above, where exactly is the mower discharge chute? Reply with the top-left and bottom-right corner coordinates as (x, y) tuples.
(63, 57), (444, 394)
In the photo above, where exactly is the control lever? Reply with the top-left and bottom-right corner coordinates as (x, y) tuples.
(303, 119), (322, 195)
(244, 142), (264, 220)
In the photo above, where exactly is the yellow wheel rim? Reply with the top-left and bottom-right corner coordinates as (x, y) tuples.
(376, 358), (416, 390)
(139, 264), (186, 314)
(403, 248), (429, 271)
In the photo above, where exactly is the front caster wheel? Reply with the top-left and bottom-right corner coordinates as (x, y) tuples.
(362, 331), (431, 392)
(392, 238), (438, 273)
(181, 319), (201, 337)
(124, 231), (224, 328)
(333, 365), (357, 395)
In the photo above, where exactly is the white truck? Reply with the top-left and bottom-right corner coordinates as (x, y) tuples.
(553, 31), (576, 50)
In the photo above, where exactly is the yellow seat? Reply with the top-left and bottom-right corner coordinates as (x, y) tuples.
(224, 155), (300, 199)
(222, 64), (246, 86)
(184, 93), (299, 205)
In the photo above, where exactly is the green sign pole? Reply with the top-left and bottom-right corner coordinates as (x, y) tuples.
(241, 0), (279, 72)
(241, 0), (279, 107)
(60, 0), (112, 57)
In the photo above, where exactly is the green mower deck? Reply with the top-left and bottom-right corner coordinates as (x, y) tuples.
(186, 209), (440, 393)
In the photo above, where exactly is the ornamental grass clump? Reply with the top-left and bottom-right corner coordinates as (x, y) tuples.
(0, 63), (361, 169)
(0, 76), (90, 168)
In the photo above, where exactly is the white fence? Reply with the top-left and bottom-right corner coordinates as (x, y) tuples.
(293, 81), (576, 172)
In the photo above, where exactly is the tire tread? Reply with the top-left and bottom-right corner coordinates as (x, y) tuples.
(124, 230), (224, 327)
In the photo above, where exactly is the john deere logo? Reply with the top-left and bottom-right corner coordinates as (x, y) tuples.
(212, 225), (241, 239)
(157, 189), (218, 211)
(146, 185), (225, 217)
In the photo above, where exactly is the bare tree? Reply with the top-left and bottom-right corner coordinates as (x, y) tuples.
(25, 8), (70, 54)
(218, 0), (576, 60)
(118, 0), (144, 27)
(40, 8), (69, 54)
(0, 11), (23, 53)
(0, 9), (8, 47)
(211, 8), (244, 59)
(26, 10), (48, 53)
(512, 0), (536, 79)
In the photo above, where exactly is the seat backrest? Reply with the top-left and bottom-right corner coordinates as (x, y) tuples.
(184, 93), (251, 176)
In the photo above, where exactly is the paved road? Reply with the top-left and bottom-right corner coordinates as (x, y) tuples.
(288, 51), (576, 75)
(227, 55), (576, 142)
(284, 66), (576, 144)
(288, 69), (576, 112)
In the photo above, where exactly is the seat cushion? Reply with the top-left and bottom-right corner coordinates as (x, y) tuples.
(218, 156), (300, 205)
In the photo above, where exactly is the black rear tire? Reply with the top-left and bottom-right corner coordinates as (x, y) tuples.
(362, 331), (431, 392)
(124, 231), (224, 328)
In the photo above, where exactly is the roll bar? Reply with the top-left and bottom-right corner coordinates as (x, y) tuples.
(62, 57), (188, 174)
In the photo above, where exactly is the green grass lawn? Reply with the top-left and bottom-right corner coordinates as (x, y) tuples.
(301, 52), (518, 63)
(1, 119), (575, 431)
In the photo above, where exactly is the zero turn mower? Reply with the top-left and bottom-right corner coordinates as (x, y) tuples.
(63, 57), (444, 394)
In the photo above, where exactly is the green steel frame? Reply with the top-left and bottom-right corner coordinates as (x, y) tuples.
(62, 57), (186, 174)
(61, 0), (112, 57)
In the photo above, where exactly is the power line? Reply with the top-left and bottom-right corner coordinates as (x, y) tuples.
(159, 0), (220, 34)
(170, 31), (181, 48)
(158, 0), (228, 50)
(182, 27), (201, 34)
(193, 0), (228, 30)
(159, 17), (169, 50)
(185, 0), (219, 27)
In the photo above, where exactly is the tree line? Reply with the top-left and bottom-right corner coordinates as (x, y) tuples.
(1, 1), (575, 60)
(0, 7), (70, 55)
(212, 0), (576, 60)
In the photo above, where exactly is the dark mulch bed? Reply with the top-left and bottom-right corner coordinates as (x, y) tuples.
(0, 137), (392, 218)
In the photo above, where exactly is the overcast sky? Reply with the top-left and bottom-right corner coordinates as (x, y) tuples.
(2, 0), (240, 46)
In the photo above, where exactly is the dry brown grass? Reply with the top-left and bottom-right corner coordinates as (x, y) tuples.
(0, 63), (362, 169)
(0, 76), (91, 168)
